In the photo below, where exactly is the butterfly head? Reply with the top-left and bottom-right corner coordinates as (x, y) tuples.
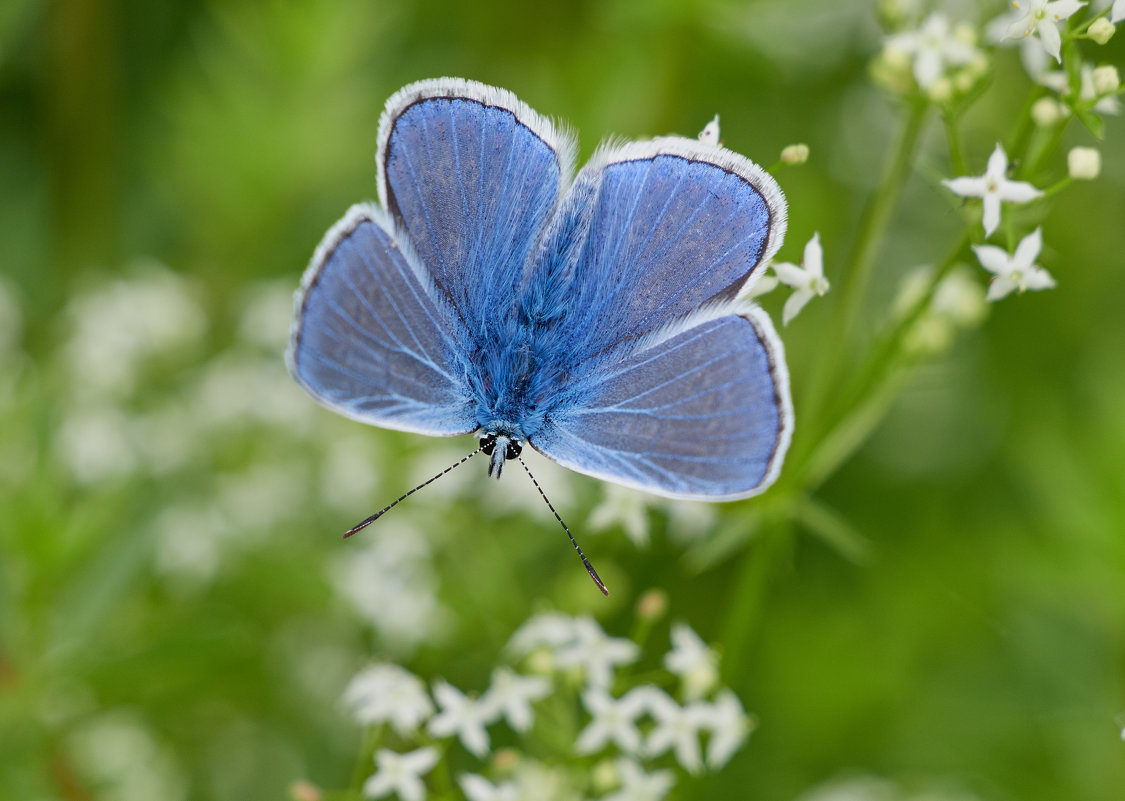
(480, 432), (523, 479)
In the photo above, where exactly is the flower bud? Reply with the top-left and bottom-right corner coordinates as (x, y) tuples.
(779, 143), (809, 165)
(1031, 97), (1063, 127)
(290, 781), (322, 801)
(1068, 147), (1101, 180)
(591, 759), (619, 793)
(1089, 18), (1115, 46)
(928, 77), (954, 104)
(636, 588), (668, 621)
(1093, 65), (1120, 96)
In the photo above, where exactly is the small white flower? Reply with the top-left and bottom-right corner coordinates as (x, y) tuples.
(458, 773), (519, 801)
(1068, 146), (1102, 179)
(972, 228), (1056, 301)
(699, 689), (754, 769)
(363, 747), (440, 801)
(427, 681), (491, 758)
(662, 623), (719, 701)
(885, 13), (980, 88)
(575, 687), (646, 755)
(642, 688), (706, 774)
(554, 617), (639, 689)
(602, 758), (675, 801)
(343, 664), (434, 736)
(1004, 0), (1086, 62)
(1031, 96), (1065, 126)
(506, 612), (576, 657)
(697, 115), (720, 146)
(589, 484), (652, 547)
(480, 667), (551, 733)
(1113, 0), (1125, 22)
(943, 144), (1042, 237)
(773, 232), (829, 325)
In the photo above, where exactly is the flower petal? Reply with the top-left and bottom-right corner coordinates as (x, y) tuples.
(782, 290), (813, 325)
(1023, 266), (1056, 291)
(987, 276), (1018, 302)
(986, 143), (1009, 180)
(1013, 227), (1043, 268)
(1114, 0), (1125, 24)
(982, 195), (1002, 237)
(972, 244), (1012, 276)
(773, 262), (809, 288)
(943, 176), (988, 198)
(997, 179), (1043, 203)
(803, 233), (824, 279)
(1038, 19), (1062, 62)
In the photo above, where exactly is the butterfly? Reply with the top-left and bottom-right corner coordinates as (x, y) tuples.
(288, 78), (793, 593)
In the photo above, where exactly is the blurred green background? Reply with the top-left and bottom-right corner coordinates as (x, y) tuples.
(2, 0), (1124, 799)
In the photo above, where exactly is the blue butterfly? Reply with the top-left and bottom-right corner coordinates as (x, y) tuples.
(288, 78), (793, 592)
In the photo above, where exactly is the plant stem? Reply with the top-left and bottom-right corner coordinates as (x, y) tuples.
(720, 521), (792, 681)
(791, 99), (929, 469)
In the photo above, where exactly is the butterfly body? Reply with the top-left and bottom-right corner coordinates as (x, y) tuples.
(290, 78), (793, 502)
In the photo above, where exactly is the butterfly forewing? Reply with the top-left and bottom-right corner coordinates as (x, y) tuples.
(288, 204), (477, 436)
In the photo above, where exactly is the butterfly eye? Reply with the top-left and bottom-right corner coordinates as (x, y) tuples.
(505, 440), (523, 460)
(480, 434), (497, 456)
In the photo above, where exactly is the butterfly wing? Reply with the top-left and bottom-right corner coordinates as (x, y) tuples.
(377, 78), (574, 334)
(539, 137), (786, 361)
(529, 139), (792, 498)
(287, 204), (477, 436)
(532, 309), (792, 499)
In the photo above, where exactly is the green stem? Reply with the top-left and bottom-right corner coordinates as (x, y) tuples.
(943, 111), (968, 176)
(720, 521), (792, 681)
(790, 99), (929, 470)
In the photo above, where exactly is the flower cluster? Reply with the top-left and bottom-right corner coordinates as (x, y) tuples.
(333, 611), (753, 801)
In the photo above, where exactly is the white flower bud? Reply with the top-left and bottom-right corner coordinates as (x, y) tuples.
(1089, 18), (1115, 46)
(1093, 65), (1120, 96)
(1068, 146), (1101, 180)
(928, 77), (954, 104)
(953, 22), (978, 46)
(780, 143), (809, 165)
(1031, 97), (1063, 126)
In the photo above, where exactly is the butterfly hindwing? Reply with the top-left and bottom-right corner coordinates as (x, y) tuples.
(377, 78), (575, 335)
(287, 204), (477, 436)
(531, 307), (793, 499)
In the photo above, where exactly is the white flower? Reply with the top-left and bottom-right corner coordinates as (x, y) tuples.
(642, 688), (706, 773)
(589, 485), (652, 547)
(363, 747), (439, 801)
(480, 667), (551, 733)
(427, 680), (491, 757)
(1068, 146), (1102, 179)
(662, 623), (719, 701)
(972, 228), (1056, 301)
(575, 687), (646, 755)
(554, 617), (639, 688)
(458, 774), (519, 801)
(699, 689), (754, 769)
(773, 232), (829, 325)
(885, 13), (980, 88)
(1038, 63), (1121, 115)
(943, 144), (1042, 237)
(697, 115), (720, 146)
(602, 758), (675, 801)
(507, 612), (577, 658)
(1003, 0), (1086, 62)
(1113, 0), (1125, 22)
(343, 664), (434, 735)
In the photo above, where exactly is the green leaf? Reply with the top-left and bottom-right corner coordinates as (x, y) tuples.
(1075, 107), (1105, 139)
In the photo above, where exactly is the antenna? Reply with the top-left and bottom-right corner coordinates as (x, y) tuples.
(517, 454), (609, 596)
(343, 445), (482, 538)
